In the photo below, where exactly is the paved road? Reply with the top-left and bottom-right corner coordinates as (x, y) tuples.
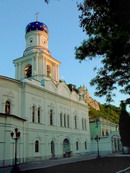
(0, 153), (130, 173)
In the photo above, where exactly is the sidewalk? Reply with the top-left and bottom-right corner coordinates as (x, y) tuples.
(0, 153), (130, 173)
(20, 153), (97, 171)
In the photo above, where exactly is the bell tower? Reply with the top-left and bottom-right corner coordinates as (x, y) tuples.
(13, 18), (61, 83)
(24, 20), (49, 56)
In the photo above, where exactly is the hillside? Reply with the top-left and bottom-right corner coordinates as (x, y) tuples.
(89, 104), (121, 124)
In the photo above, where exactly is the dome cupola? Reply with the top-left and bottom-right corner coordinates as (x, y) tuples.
(25, 21), (48, 34)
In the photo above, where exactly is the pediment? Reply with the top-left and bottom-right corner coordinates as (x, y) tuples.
(71, 91), (79, 101)
(57, 82), (70, 98)
(45, 80), (57, 93)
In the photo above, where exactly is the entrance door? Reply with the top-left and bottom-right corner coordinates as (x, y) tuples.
(111, 135), (122, 153)
(63, 139), (70, 153)
(51, 141), (55, 157)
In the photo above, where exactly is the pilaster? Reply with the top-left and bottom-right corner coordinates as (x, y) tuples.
(32, 57), (35, 76)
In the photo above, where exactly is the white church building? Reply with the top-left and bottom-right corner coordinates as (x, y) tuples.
(0, 20), (91, 167)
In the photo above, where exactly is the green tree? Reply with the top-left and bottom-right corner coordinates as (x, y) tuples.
(89, 104), (120, 124)
(89, 106), (98, 118)
(119, 101), (130, 148)
(75, 0), (130, 102)
(44, 0), (49, 3)
(44, 0), (130, 102)
(67, 83), (79, 93)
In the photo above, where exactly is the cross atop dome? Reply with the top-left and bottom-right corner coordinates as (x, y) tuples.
(35, 12), (39, 21)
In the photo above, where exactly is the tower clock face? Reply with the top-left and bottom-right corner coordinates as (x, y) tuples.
(29, 38), (33, 45)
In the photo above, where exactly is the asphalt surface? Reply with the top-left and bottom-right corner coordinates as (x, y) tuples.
(0, 153), (130, 173)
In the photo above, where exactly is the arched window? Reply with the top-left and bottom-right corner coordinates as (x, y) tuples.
(63, 138), (70, 152)
(35, 140), (39, 152)
(74, 116), (77, 129)
(47, 65), (51, 78)
(67, 115), (69, 128)
(84, 119), (87, 130)
(64, 114), (66, 127)
(38, 107), (40, 123)
(102, 129), (104, 136)
(106, 130), (109, 136)
(82, 118), (84, 130)
(24, 65), (32, 78)
(5, 101), (11, 114)
(32, 106), (35, 122)
(60, 113), (62, 127)
(51, 141), (55, 157)
(85, 141), (87, 150)
(50, 109), (53, 125)
(76, 141), (78, 150)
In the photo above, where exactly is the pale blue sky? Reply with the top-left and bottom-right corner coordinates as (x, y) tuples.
(0, 0), (129, 111)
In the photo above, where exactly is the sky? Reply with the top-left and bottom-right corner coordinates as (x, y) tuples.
(0, 0), (129, 111)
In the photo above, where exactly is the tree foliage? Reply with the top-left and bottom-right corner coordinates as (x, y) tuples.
(44, 0), (130, 102)
(44, 0), (49, 3)
(89, 103), (121, 124)
(67, 83), (79, 93)
(119, 100), (130, 147)
(75, 0), (130, 102)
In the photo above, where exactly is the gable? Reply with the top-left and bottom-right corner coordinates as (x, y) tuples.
(45, 80), (57, 93)
(57, 82), (70, 98)
(71, 91), (79, 101)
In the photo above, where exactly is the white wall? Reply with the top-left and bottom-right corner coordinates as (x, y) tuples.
(0, 77), (91, 167)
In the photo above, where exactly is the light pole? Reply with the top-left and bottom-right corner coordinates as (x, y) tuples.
(10, 128), (21, 172)
(95, 135), (101, 159)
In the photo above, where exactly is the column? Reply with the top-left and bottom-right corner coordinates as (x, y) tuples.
(36, 56), (38, 75)
(35, 107), (38, 123)
(17, 63), (20, 79)
(54, 64), (57, 81)
(15, 63), (18, 79)
(44, 57), (47, 75)
(42, 56), (44, 75)
(52, 64), (55, 80)
(32, 57), (35, 76)
(57, 64), (59, 82)
(19, 63), (22, 80)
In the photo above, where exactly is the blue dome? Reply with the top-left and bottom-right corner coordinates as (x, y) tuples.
(26, 21), (48, 34)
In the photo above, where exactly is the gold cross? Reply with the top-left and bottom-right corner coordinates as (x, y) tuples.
(35, 12), (39, 21)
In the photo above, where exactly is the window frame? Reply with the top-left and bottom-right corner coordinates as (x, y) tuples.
(5, 100), (11, 114)
(64, 114), (66, 127)
(60, 113), (62, 127)
(85, 141), (87, 150)
(24, 64), (32, 78)
(32, 106), (35, 122)
(50, 109), (53, 125)
(76, 141), (79, 150)
(35, 140), (39, 153)
(74, 115), (77, 129)
(38, 107), (40, 123)
(67, 115), (69, 128)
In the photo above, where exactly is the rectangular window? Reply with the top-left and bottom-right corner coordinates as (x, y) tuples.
(74, 116), (77, 129)
(50, 110), (53, 125)
(76, 141), (78, 150)
(38, 107), (40, 123)
(32, 106), (35, 122)
(64, 114), (66, 127)
(67, 115), (69, 128)
(60, 113), (62, 126)
(35, 140), (39, 152)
